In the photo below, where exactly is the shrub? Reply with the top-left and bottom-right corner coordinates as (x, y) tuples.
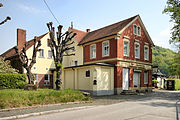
(0, 73), (26, 89)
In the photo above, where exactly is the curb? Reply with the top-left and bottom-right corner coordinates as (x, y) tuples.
(0, 106), (95, 120)
(0, 101), (92, 112)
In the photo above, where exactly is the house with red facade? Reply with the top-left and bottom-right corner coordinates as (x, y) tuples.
(63, 14), (154, 95)
(1, 15), (154, 95)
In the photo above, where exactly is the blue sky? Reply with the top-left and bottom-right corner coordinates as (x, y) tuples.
(0, 0), (174, 54)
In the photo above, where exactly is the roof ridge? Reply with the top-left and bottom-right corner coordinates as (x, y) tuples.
(88, 15), (138, 34)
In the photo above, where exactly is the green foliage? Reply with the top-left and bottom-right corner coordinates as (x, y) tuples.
(152, 45), (176, 76)
(0, 73), (26, 89)
(152, 80), (159, 84)
(0, 57), (18, 73)
(163, 0), (180, 49)
(0, 89), (90, 109)
(168, 79), (180, 90)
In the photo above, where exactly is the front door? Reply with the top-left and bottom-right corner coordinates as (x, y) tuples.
(133, 72), (140, 88)
(123, 68), (129, 90)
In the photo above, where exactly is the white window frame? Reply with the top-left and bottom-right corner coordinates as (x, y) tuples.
(44, 74), (50, 82)
(134, 42), (140, 59)
(39, 49), (44, 58)
(144, 45), (149, 60)
(144, 71), (148, 84)
(48, 50), (53, 59)
(90, 44), (96, 59)
(133, 24), (137, 35)
(123, 39), (130, 57)
(133, 24), (141, 36)
(102, 40), (110, 57)
(137, 26), (141, 36)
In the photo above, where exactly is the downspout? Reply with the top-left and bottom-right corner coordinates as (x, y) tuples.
(72, 68), (75, 90)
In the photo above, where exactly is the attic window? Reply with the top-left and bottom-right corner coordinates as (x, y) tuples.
(133, 24), (141, 36)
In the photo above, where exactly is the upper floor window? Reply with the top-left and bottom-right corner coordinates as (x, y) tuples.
(47, 39), (51, 47)
(48, 50), (53, 59)
(144, 45), (149, 60)
(90, 44), (96, 59)
(102, 41), (109, 57)
(134, 42), (140, 59)
(123, 40), (129, 57)
(39, 49), (44, 57)
(133, 24), (141, 36)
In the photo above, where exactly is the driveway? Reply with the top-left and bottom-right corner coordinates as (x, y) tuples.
(20, 89), (180, 120)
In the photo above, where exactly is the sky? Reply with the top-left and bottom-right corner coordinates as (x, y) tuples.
(0, 0), (175, 54)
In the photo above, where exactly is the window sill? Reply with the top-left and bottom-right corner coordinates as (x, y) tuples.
(39, 56), (45, 58)
(102, 55), (109, 57)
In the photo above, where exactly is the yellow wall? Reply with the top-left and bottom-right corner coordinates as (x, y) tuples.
(63, 30), (83, 67)
(24, 33), (55, 75)
(62, 65), (114, 94)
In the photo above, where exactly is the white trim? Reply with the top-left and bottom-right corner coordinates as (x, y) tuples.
(90, 44), (96, 59)
(102, 40), (110, 57)
(144, 45), (149, 60)
(134, 42), (140, 59)
(123, 38), (130, 57)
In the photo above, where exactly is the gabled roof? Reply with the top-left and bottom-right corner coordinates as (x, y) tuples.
(68, 28), (87, 43)
(78, 15), (138, 45)
(78, 15), (154, 46)
(1, 32), (48, 59)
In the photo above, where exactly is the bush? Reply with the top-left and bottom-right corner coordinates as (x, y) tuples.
(0, 73), (26, 89)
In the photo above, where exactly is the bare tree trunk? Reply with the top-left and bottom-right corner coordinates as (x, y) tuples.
(26, 68), (34, 84)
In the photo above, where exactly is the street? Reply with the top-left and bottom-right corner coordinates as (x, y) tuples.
(20, 90), (180, 120)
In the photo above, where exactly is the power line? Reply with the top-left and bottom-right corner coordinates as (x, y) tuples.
(43, 0), (60, 25)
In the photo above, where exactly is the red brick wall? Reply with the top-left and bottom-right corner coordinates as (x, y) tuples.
(17, 29), (26, 51)
(84, 38), (117, 63)
(119, 19), (152, 63)
(114, 66), (122, 88)
(37, 74), (53, 88)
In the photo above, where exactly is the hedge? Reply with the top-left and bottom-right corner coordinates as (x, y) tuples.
(167, 79), (180, 90)
(0, 73), (27, 89)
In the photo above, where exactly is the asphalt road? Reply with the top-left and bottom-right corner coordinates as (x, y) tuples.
(21, 90), (180, 120)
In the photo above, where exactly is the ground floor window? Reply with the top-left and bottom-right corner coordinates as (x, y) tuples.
(44, 74), (50, 86)
(144, 71), (148, 84)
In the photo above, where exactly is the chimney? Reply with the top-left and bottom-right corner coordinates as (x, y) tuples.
(86, 29), (90, 32)
(17, 28), (26, 50)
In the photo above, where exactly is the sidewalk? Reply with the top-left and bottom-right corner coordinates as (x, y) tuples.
(0, 92), (151, 119)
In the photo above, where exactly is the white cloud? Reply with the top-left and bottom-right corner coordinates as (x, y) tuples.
(18, 3), (46, 14)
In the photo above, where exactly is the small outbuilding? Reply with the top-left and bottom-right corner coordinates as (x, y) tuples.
(61, 63), (114, 96)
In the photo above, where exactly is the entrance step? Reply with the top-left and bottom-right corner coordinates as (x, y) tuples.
(121, 90), (137, 95)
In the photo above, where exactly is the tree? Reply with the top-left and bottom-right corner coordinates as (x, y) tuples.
(0, 57), (18, 73)
(47, 22), (76, 90)
(163, 0), (180, 49)
(0, 3), (11, 25)
(15, 37), (41, 84)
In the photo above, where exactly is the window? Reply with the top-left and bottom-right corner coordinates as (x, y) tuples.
(134, 42), (140, 59)
(137, 26), (141, 36)
(74, 61), (78, 66)
(48, 50), (53, 59)
(86, 70), (90, 77)
(144, 71), (148, 84)
(102, 41), (109, 57)
(144, 45), (149, 60)
(133, 24), (141, 36)
(39, 49), (44, 57)
(44, 74), (50, 82)
(90, 44), (96, 59)
(123, 40), (129, 57)
(133, 24), (137, 35)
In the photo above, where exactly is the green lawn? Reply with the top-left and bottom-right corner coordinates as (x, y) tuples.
(0, 89), (90, 109)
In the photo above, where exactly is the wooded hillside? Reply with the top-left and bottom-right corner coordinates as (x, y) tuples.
(152, 46), (176, 77)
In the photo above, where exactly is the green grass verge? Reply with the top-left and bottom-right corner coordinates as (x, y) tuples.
(0, 89), (90, 109)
